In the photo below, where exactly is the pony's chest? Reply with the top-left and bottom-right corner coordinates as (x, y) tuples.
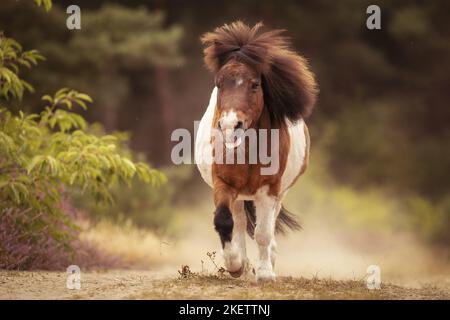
(195, 87), (307, 195)
(213, 163), (267, 193)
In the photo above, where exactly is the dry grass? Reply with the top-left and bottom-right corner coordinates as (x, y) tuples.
(79, 219), (165, 268)
(142, 275), (449, 300)
(1, 270), (448, 300)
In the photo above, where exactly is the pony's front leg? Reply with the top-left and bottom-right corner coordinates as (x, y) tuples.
(213, 180), (247, 276)
(224, 200), (248, 277)
(254, 187), (280, 282)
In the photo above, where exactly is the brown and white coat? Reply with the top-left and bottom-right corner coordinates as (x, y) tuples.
(195, 21), (317, 281)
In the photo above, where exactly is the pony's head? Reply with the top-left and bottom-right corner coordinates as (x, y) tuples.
(201, 21), (318, 147)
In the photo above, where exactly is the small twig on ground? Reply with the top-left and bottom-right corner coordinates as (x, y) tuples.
(206, 251), (226, 276)
(178, 265), (192, 279)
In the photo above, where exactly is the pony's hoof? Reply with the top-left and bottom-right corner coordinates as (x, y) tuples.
(256, 269), (276, 282)
(229, 264), (245, 278)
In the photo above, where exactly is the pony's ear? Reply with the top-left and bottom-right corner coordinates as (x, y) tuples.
(263, 50), (318, 122)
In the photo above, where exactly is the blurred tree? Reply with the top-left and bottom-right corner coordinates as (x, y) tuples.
(1, 0), (449, 244)
(0, 1), (184, 164)
(67, 6), (182, 126)
(53, 5), (183, 161)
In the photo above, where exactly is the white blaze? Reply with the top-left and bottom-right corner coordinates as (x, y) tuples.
(221, 110), (239, 130)
(220, 110), (243, 149)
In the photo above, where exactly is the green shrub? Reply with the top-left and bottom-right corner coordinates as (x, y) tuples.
(0, 27), (163, 258)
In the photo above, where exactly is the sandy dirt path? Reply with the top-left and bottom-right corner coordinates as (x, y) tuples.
(1, 270), (449, 300)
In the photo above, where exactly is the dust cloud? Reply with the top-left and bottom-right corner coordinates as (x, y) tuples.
(159, 203), (449, 289)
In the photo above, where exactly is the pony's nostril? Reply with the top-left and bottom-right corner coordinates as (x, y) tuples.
(218, 120), (222, 130)
(235, 121), (244, 130)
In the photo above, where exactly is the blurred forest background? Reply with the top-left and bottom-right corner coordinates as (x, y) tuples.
(0, 0), (449, 273)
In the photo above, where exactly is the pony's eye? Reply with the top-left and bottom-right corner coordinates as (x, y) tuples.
(251, 81), (260, 91)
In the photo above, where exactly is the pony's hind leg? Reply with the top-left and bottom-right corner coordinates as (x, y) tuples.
(224, 200), (248, 277)
(254, 186), (280, 282)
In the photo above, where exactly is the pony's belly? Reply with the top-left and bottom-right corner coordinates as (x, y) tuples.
(196, 153), (213, 188)
(280, 119), (307, 193)
(236, 194), (256, 201)
(194, 87), (217, 188)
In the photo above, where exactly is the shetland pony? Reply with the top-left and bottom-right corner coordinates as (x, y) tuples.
(195, 21), (318, 281)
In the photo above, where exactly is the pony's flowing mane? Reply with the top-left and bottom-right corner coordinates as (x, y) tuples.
(201, 21), (318, 124)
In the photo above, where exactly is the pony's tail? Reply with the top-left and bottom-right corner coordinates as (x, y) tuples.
(244, 201), (301, 238)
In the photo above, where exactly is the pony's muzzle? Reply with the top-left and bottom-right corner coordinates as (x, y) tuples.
(220, 127), (246, 149)
(218, 113), (247, 149)
(217, 118), (245, 131)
